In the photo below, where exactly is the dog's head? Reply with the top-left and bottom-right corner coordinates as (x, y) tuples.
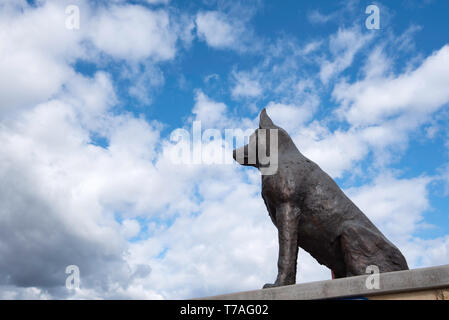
(233, 109), (279, 175)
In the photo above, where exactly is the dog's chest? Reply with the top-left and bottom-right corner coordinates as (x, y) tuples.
(261, 171), (298, 204)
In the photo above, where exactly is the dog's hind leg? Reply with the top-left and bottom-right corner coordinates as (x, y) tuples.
(340, 223), (408, 276)
(339, 223), (383, 276)
(263, 203), (301, 289)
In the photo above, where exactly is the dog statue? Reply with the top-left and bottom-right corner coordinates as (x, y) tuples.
(233, 109), (408, 288)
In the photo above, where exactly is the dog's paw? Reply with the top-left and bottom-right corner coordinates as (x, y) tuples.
(262, 283), (277, 289)
(263, 279), (296, 289)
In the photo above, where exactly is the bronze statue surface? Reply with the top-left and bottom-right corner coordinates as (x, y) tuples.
(233, 109), (409, 288)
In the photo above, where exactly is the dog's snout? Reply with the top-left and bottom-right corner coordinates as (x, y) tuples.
(233, 146), (247, 165)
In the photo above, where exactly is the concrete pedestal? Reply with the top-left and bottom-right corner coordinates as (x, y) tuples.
(201, 265), (449, 300)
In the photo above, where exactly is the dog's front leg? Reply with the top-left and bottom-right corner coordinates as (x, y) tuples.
(263, 203), (300, 289)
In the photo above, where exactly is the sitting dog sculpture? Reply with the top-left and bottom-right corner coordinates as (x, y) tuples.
(233, 109), (408, 288)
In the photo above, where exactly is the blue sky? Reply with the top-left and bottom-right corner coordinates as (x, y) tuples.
(0, 0), (449, 299)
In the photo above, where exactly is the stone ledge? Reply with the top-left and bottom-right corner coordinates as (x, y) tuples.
(199, 264), (449, 300)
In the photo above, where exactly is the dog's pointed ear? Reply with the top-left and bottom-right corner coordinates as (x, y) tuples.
(259, 108), (275, 128)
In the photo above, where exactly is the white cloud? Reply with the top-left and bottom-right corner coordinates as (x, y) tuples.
(109, 0), (170, 4)
(296, 126), (369, 178)
(195, 11), (244, 50)
(278, 42), (449, 179)
(88, 5), (178, 61)
(0, 286), (52, 300)
(145, 0), (170, 4)
(121, 219), (141, 239)
(231, 71), (262, 99)
(192, 90), (228, 128)
(405, 236), (449, 268)
(301, 40), (323, 55)
(346, 174), (431, 243)
(265, 101), (316, 133)
(0, 1), (185, 117)
(362, 46), (392, 80)
(307, 10), (333, 24)
(297, 249), (331, 283)
(125, 174), (283, 298)
(124, 63), (165, 105)
(62, 72), (117, 125)
(0, 1), (82, 115)
(319, 27), (372, 84)
(306, 1), (360, 26)
(0, 89), (199, 297)
(0, 0), (197, 298)
(334, 45), (449, 126)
